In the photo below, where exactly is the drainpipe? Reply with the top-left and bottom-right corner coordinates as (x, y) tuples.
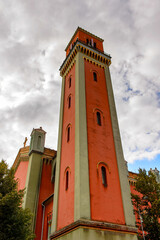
(40, 193), (54, 240)
(41, 203), (45, 240)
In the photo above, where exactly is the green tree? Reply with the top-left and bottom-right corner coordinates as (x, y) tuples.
(131, 168), (160, 240)
(0, 160), (35, 240)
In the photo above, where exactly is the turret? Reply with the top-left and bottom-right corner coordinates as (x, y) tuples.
(23, 127), (46, 231)
(29, 127), (46, 155)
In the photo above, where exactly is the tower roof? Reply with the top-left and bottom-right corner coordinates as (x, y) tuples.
(65, 27), (104, 52)
(30, 126), (46, 136)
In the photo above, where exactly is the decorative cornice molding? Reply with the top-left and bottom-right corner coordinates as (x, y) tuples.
(60, 41), (111, 77)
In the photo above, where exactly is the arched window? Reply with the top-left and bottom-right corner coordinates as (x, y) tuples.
(67, 126), (70, 142)
(68, 95), (71, 109)
(93, 72), (97, 82)
(69, 77), (71, 88)
(29, 136), (33, 151)
(37, 136), (41, 149)
(101, 166), (107, 187)
(96, 112), (101, 126)
(65, 171), (69, 190)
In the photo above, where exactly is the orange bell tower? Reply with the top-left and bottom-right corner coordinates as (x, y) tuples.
(50, 27), (138, 240)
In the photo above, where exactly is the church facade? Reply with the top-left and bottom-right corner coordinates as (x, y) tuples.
(13, 27), (139, 240)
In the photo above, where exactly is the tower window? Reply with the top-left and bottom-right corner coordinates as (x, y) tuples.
(68, 95), (71, 108)
(96, 112), (101, 126)
(101, 166), (107, 187)
(67, 126), (70, 142)
(93, 72), (97, 82)
(91, 38), (94, 46)
(52, 165), (56, 183)
(94, 42), (97, 48)
(30, 136), (33, 151)
(86, 38), (89, 45)
(65, 171), (69, 190)
(69, 77), (71, 88)
(37, 136), (41, 149)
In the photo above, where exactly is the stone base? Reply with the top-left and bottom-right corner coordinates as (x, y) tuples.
(50, 219), (138, 240)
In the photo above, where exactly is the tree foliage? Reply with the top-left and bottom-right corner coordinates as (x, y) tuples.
(0, 160), (35, 240)
(131, 168), (160, 240)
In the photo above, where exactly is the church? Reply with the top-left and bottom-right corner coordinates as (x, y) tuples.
(13, 27), (140, 240)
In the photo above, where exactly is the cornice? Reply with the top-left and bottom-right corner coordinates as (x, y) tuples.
(60, 40), (111, 77)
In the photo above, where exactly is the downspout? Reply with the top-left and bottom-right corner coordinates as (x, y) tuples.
(40, 193), (54, 240)
(41, 203), (45, 240)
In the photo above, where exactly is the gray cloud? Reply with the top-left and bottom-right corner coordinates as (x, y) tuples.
(0, 0), (160, 168)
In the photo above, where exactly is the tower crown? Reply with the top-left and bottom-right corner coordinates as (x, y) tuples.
(65, 27), (104, 57)
(60, 27), (111, 77)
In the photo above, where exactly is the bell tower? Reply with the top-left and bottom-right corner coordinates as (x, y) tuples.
(50, 27), (137, 240)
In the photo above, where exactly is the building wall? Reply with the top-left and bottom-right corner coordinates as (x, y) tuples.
(35, 160), (54, 240)
(57, 64), (76, 230)
(43, 200), (53, 240)
(15, 160), (29, 191)
(84, 59), (125, 224)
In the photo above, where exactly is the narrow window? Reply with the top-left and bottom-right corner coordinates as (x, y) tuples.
(68, 95), (71, 108)
(70, 43), (72, 50)
(67, 126), (70, 142)
(101, 166), (107, 187)
(29, 136), (33, 151)
(96, 112), (101, 126)
(69, 77), (71, 88)
(66, 171), (69, 190)
(91, 38), (94, 46)
(93, 72), (97, 82)
(86, 38), (89, 45)
(37, 136), (41, 149)
(94, 42), (97, 48)
(52, 165), (56, 183)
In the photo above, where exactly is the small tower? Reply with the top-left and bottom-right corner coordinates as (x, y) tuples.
(23, 127), (46, 230)
(29, 127), (46, 155)
(50, 28), (138, 240)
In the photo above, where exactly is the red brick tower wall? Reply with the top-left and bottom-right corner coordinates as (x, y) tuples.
(57, 64), (76, 230)
(84, 59), (125, 224)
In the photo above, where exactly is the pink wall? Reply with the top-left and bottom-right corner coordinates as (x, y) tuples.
(15, 161), (29, 191)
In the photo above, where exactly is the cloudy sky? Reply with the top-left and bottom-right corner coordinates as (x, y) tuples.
(0, 0), (160, 172)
